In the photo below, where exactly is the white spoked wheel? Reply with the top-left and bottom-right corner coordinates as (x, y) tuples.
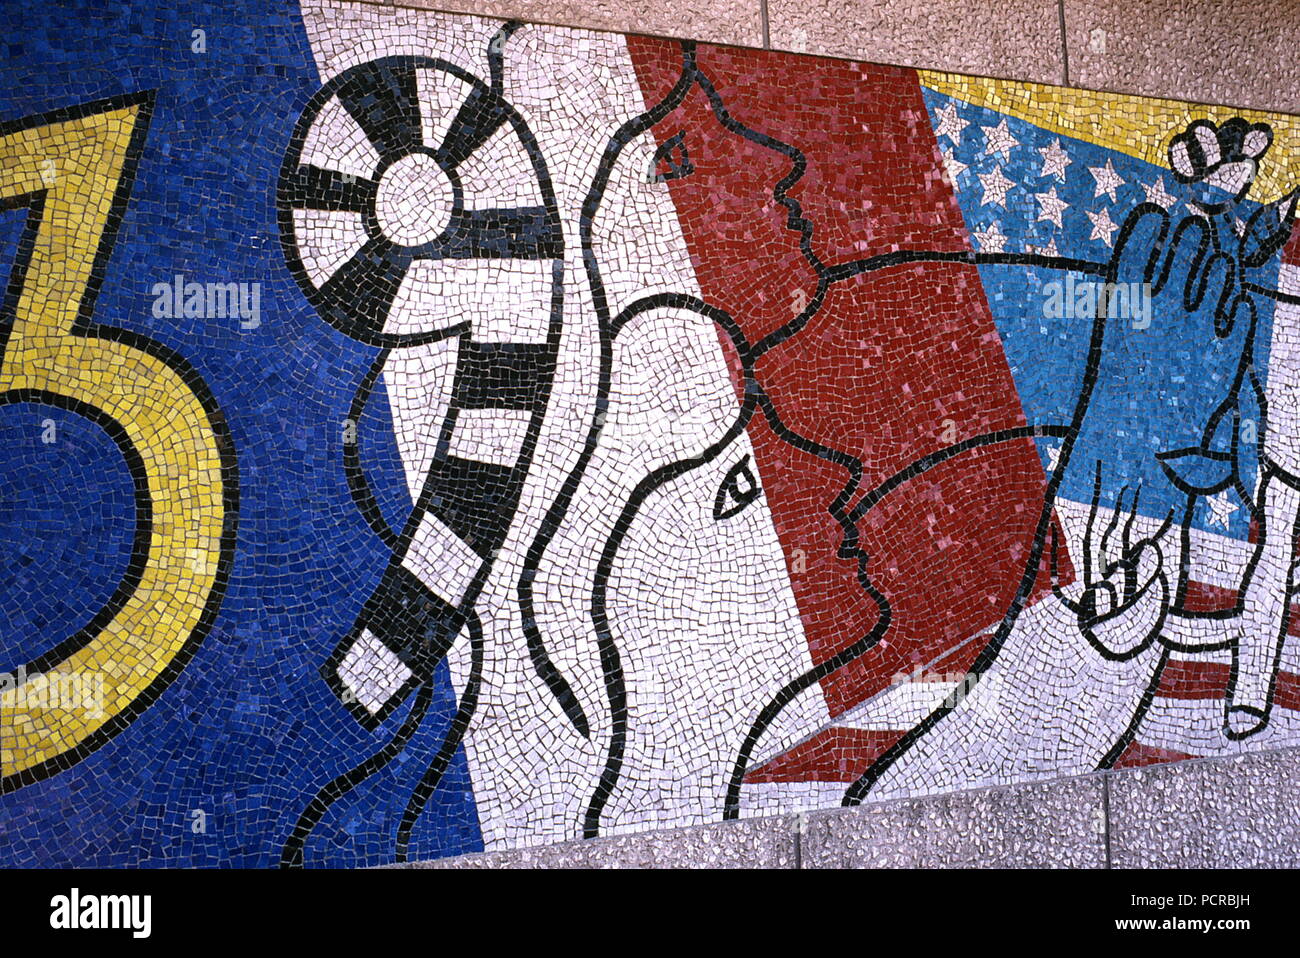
(278, 55), (563, 347)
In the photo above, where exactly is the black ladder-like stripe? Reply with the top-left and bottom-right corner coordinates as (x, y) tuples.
(452, 340), (555, 409)
(317, 236), (412, 336)
(436, 85), (509, 170)
(284, 164), (376, 213)
(419, 454), (526, 558)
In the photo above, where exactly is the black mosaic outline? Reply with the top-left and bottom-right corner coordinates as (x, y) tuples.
(586, 48), (1300, 819)
(713, 454), (761, 520)
(394, 610), (483, 863)
(280, 35), (1300, 840)
(549, 43), (1091, 829)
(517, 41), (701, 744)
(842, 199), (1293, 802)
(583, 292), (761, 837)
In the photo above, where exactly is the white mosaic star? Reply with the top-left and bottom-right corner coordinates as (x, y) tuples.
(1028, 236), (1060, 257)
(1046, 442), (1062, 472)
(1089, 158), (1126, 202)
(941, 147), (968, 184)
(1087, 206), (1119, 246)
(1034, 186), (1070, 228)
(1141, 176), (1177, 210)
(978, 164), (1016, 208)
(972, 221), (1008, 252)
(1206, 489), (1238, 529)
(934, 101), (970, 146)
(1038, 138), (1072, 182)
(982, 118), (1021, 160)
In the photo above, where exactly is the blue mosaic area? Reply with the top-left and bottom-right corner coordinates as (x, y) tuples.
(926, 87), (1283, 541)
(0, 0), (481, 866)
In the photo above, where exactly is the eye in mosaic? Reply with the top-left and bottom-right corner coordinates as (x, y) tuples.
(3, 0), (1300, 868)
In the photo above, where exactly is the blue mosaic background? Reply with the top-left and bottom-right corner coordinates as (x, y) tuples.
(0, 0), (482, 867)
(926, 87), (1281, 541)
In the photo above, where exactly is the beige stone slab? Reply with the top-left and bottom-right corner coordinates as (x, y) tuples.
(393, 0), (765, 48)
(1065, 0), (1300, 114)
(801, 773), (1108, 868)
(1109, 748), (1300, 868)
(391, 815), (799, 868)
(767, 0), (1064, 85)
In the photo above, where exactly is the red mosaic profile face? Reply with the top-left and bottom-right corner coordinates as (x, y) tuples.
(629, 39), (1059, 756)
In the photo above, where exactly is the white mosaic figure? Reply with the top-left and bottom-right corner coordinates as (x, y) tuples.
(457, 23), (822, 846)
(287, 5), (824, 853)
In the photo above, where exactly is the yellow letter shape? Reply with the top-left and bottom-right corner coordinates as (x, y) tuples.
(0, 96), (233, 788)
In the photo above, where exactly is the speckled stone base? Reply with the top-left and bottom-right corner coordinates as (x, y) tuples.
(408, 746), (1300, 867)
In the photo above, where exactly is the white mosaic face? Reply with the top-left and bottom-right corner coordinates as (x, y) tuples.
(289, 7), (824, 846)
(563, 304), (820, 834)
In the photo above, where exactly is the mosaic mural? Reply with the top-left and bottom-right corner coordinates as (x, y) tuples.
(4, 0), (1300, 867)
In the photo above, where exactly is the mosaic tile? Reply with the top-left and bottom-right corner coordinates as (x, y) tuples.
(3, 0), (1300, 867)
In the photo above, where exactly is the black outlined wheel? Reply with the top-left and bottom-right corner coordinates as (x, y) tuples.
(278, 55), (563, 347)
